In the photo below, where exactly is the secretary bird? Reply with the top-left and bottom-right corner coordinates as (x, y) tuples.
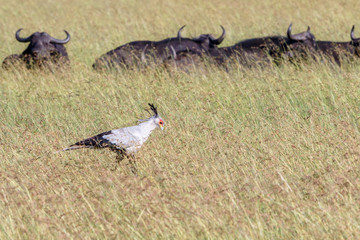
(59, 103), (164, 172)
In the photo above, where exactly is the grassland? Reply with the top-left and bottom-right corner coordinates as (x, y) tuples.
(1, 0), (360, 239)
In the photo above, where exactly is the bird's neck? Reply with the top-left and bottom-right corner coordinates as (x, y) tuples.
(137, 119), (158, 141)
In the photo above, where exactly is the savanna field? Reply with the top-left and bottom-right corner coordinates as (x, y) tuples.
(1, 0), (360, 239)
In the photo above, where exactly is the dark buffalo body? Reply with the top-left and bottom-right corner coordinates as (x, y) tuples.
(312, 42), (359, 66)
(2, 29), (71, 69)
(92, 26), (226, 70)
(162, 51), (206, 72)
(92, 38), (208, 70)
(207, 36), (292, 66)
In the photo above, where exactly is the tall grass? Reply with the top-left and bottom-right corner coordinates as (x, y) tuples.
(1, 0), (360, 239)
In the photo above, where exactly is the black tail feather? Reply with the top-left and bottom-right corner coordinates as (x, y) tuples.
(70, 130), (112, 148)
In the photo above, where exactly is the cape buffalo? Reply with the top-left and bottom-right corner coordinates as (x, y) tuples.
(206, 23), (316, 67)
(300, 25), (360, 66)
(2, 29), (71, 69)
(161, 24), (316, 70)
(92, 25), (226, 70)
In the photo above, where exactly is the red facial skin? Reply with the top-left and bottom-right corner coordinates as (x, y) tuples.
(159, 119), (164, 128)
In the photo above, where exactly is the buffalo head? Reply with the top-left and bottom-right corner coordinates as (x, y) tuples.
(2, 29), (71, 69)
(282, 24), (317, 62)
(179, 25), (226, 49)
(288, 25), (360, 66)
(287, 23), (316, 47)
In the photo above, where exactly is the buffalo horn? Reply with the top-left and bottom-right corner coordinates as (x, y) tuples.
(15, 29), (32, 42)
(287, 23), (295, 40)
(287, 23), (310, 41)
(49, 30), (71, 44)
(351, 25), (360, 41)
(177, 25), (186, 38)
(211, 25), (226, 45)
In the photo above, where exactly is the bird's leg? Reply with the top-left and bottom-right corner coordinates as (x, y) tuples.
(128, 154), (137, 175)
(116, 152), (125, 164)
(110, 148), (125, 171)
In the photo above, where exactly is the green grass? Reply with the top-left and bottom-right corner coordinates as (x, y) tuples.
(1, 0), (360, 239)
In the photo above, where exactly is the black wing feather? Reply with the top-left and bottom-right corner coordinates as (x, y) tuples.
(70, 130), (112, 148)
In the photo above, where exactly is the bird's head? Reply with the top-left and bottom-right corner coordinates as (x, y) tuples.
(139, 103), (164, 130)
(149, 103), (164, 130)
